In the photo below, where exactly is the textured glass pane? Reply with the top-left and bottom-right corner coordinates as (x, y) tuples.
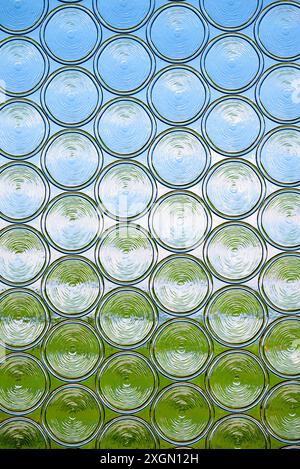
(0, 0), (300, 451)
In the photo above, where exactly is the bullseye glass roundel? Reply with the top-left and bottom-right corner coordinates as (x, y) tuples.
(0, 0), (298, 451)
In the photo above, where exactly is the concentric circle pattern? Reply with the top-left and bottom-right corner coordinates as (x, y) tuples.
(42, 320), (103, 381)
(202, 33), (263, 93)
(41, 67), (101, 126)
(97, 352), (158, 413)
(200, 0), (262, 31)
(95, 160), (156, 220)
(258, 189), (300, 250)
(257, 126), (300, 186)
(0, 37), (49, 96)
(255, 2), (300, 61)
(0, 224), (49, 286)
(42, 385), (103, 446)
(203, 158), (265, 219)
(206, 415), (270, 449)
(0, 418), (49, 449)
(204, 286), (267, 347)
(148, 65), (209, 125)
(41, 5), (101, 64)
(0, 353), (49, 415)
(147, 3), (208, 62)
(96, 223), (157, 284)
(206, 351), (268, 411)
(202, 96), (264, 156)
(96, 287), (158, 348)
(256, 64), (300, 123)
(149, 255), (212, 315)
(94, 35), (154, 95)
(0, 162), (49, 222)
(0, 100), (49, 159)
(0, 289), (49, 351)
(0, 0), (48, 34)
(149, 191), (211, 252)
(41, 130), (102, 190)
(259, 253), (300, 314)
(204, 222), (267, 283)
(260, 317), (300, 378)
(41, 256), (103, 317)
(150, 319), (213, 379)
(148, 128), (210, 189)
(41, 192), (103, 253)
(96, 416), (158, 449)
(151, 383), (213, 445)
(0, 0), (299, 450)
(95, 98), (156, 157)
(261, 382), (300, 442)
(93, 0), (154, 32)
